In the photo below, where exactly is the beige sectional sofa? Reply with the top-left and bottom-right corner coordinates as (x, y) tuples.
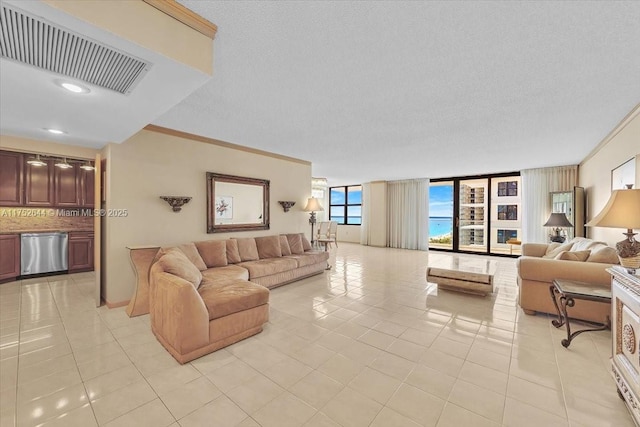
(149, 233), (329, 363)
(516, 237), (619, 323)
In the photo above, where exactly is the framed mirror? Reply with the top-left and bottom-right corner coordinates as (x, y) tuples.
(206, 172), (270, 233)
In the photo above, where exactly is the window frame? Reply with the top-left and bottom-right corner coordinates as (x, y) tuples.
(329, 185), (362, 225)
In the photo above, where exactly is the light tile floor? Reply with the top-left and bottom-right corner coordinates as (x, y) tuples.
(0, 243), (632, 427)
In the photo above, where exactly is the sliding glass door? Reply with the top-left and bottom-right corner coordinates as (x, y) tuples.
(428, 181), (454, 250)
(429, 173), (521, 256)
(458, 178), (488, 253)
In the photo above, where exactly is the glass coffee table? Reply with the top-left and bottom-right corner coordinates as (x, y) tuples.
(549, 279), (612, 348)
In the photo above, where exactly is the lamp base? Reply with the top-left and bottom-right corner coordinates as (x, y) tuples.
(616, 235), (640, 274)
(550, 235), (566, 243)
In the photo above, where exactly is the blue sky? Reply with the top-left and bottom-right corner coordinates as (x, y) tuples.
(331, 187), (361, 205)
(430, 185), (453, 217)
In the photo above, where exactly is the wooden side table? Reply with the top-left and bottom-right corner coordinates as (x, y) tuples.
(126, 245), (160, 317)
(549, 279), (611, 347)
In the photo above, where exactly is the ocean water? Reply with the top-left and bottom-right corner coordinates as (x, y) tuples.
(429, 217), (453, 237)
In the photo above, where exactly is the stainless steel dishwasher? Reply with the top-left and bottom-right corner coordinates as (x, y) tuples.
(20, 232), (69, 276)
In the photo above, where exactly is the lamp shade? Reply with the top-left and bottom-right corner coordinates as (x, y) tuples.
(586, 189), (640, 229)
(303, 197), (324, 212)
(544, 212), (573, 228)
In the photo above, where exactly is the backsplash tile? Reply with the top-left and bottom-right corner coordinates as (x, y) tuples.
(0, 207), (94, 232)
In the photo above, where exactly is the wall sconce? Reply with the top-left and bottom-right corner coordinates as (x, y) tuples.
(278, 201), (296, 212)
(160, 196), (192, 212)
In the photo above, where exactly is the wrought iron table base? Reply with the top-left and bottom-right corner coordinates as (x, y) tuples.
(549, 284), (610, 348)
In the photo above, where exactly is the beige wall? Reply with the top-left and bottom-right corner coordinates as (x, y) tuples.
(368, 181), (388, 247)
(103, 129), (312, 303)
(337, 225), (361, 243)
(580, 105), (640, 245)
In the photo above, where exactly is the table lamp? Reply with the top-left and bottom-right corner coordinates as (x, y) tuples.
(544, 212), (573, 243)
(303, 197), (324, 244)
(586, 186), (640, 273)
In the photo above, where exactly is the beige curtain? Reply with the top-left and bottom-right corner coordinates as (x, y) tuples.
(386, 179), (429, 250)
(521, 165), (578, 243)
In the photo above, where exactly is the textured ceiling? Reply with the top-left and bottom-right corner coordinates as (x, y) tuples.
(156, 1), (640, 185)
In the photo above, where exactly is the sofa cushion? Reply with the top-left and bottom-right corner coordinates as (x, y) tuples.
(285, 252), (328, 268)
(555, 250), (591, 262)
(280, 235), (292, 256)
(236, 238), (259, 261)
(201, 265), (249, 283)
(301, 233), (312, 251)
(177, 243), (207, 271)
(198, 279), (269, 321)
(226, 239), (242, 264)
(255, 236), (282, 259)
(286, 234), (304, 255)
(587, 245), (620, 264)
(542, 242), (573, 259)
(157, 251), (202, 289)
(195, 240), (228, 268)
(238, 258), (298, 279)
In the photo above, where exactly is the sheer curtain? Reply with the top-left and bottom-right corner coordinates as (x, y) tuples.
(386, 179), (429, 250)
(360, 182), (372, 245)
(521, 165), (577, 243)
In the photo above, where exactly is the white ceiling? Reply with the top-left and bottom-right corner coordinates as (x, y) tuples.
(1, 2), (639, 185)
(0, 0), (210, 148)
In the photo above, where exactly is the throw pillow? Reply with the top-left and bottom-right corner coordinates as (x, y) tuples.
(226, 239), (242, 264)
(236, 238), (260, 261)
(543, 242), (573, 259)
(177, 243), (207, 271)
(286, 234), (304, 254)
(301, 233), (312, 251)
(554, 250), (591, 262)
(194, 240), (228, 268)
(279, 235), (292, 256)
(587, 245), (620, 264)
(255, 236), (282, 259)
(157, 251), (202, 289)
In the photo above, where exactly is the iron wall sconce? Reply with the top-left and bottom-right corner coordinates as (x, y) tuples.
(160, 196), (192, 212)
(278, 201), (296, 212)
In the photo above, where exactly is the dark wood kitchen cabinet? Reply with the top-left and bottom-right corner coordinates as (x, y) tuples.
(55, 165), (80, 206)
(68, 232), (94, 272)
(0, 234), (20, 282)
(0, 151), (24, 206)
(25, 158), (54, 206)
(79, 167), (95, 207)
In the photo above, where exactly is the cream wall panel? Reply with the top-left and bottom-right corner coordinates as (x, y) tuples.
(103, 129), (311, 303)
(337, 225), (361, 243)
(369, 181), (387, 247)
(580, 107), (640, 245)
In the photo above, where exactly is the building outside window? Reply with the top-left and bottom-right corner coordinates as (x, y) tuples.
(330, 185), (362, 225)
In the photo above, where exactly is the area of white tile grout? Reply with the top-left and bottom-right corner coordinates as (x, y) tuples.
(0, 243), (632, 427)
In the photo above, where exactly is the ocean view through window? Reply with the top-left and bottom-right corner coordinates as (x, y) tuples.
(330, 185), (362, 225)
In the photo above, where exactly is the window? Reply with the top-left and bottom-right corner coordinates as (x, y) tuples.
(330, 185), (362, 225)
(497, 205), (518, 220)
(497, 181), (518, 196)
(497, 229), (518, 243)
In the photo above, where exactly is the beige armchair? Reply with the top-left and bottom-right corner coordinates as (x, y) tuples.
(328, 221), (338, 247)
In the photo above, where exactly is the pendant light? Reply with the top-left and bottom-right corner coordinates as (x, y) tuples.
(26, 154), (47, 167)
(55, 157), (73, 169)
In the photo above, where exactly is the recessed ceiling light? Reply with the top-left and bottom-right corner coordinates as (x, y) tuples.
(56, 80), (90, 94)
(45, 128), (66, 135)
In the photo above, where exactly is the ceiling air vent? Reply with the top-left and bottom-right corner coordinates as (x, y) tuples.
(0, 4), (150, 95)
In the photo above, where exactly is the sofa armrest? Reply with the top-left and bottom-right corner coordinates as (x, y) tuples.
(521, 243), (549, 257)
(517, 256), (612, 285)
(149, 267), (209, 354)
